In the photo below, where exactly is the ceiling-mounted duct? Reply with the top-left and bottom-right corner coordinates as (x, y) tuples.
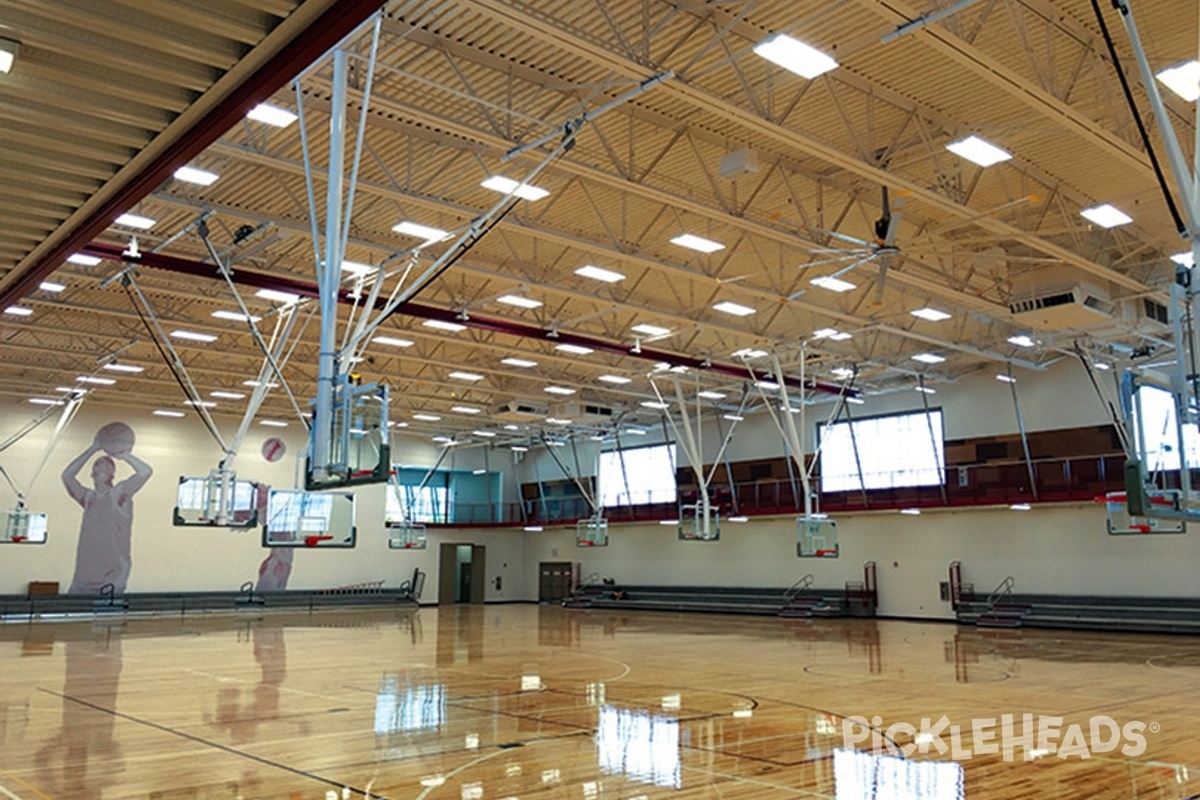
(1008, 284), (1114, 330)
(490, 399), (548, 421)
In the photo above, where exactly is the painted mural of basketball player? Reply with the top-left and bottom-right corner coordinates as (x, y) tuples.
(61, 422), (153, 594)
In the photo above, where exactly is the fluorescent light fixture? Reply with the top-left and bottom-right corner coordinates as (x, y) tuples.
(412, 413), (442, 422)
(523, 525), (543, 531)
(846, 396), (865, 405)
(1080, 203), (1132, 228)
(67, 253), (101, 267)
(728, 515), (749, 522)
(1007, 334), (1036, 348)
(697, 390), (726, 399)
(545, 440), (566, 447)
(511, 444), (529, 451)
(555, 343), (593, 355)
(185, 400), (217, 408)
(170, 330), (218, 343)
(448, 371), (484, 381)
(546, 417), (572, 425)
(733, 348), (768, 359)
(831, 367), (854, 379)
(496, 294), (542, 309)
(211, 310), (261, 323)
(1010, 503), (1032, 511)
(1094, 362), (1111, 371)
(501, 357), (538, 368)
(945, 135), (1011, 167)
(210, 390), (245, 400)
(373, 336), (414, 347)
(503, 424), (520, 430)
(480, 175), (549, 201)
(39, 281), (64, 293)
(451, 405), (482, 415)
(640, 401), (669, 409)
(574, 264), (625, 283)
(813, 327), (852, 341)
(1171, 251), (1195, 267)
(114, 213), (155, 229)
(658, 519), (679, 526)
(173, 166), (219, 186)
(669, 233), (724, 253)
(423, 319), (466, 332)
(722, 414), (744, 421)
(598, 374), (631, 384)
(432, 435), (454, 444)
(914, 385), (936, 394)
(392, 220), (451, 243)
(102, 363), (144, 374)
(811, 275), (856, 292)
(255, 288), (301, 304)
(340, 260), (375, 276)
(29, 398), (63, 406)
(713, 300), (755, 316)
(900, 508), (922, 516)
(0, 38), (18, 74)
(247, 103), (298, 127)
(755, 380), (780, 390)
(471, 469), (487, 476)
(76, 376), (116, 385)
(753, 33), (838, 79)
(996, 374), (1017, 384)
(153, 409), (185, 417)
(473, 430), (496, 437)
(911, 353), (945, 364)
(1156, 59), (1200, 102)
(625, 427), (647, 434)
(544, 386), (576, 395)
(259, 420), (288, 427)
(911, 307), (951, 322)
(631, 323), (671, 337)
(4, 306), (32, 316)
(243, 380), (279, 387)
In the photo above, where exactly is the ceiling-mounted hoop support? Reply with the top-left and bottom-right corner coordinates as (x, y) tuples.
(647, 371), (745, 541)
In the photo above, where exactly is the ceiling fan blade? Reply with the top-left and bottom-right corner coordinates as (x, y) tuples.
(824, 229), (874, 248)
(874, 252), (892, 305)
(827, 254), (877, 280)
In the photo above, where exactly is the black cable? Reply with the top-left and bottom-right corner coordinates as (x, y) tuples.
(1074, 343), (1132, 456)
(122, 280), (226, 447)
(1091, 0), (1187, 236)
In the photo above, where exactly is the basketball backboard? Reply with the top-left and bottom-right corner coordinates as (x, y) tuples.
(262, 489), (356, 547)
(797, 516), (838, 557)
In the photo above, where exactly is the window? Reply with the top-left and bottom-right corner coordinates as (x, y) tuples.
(1131, 384), (1200, 471)
(386, 469), (451, 523)
(820, 410), (944, 492)
(599, 444), (677, 507)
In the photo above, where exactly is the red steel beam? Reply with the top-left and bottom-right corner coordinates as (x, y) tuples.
(80, 242), (858, 398)
(0, 0), (387, 310)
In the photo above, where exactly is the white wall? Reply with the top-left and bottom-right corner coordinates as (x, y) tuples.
(520, 501), (1200, 619)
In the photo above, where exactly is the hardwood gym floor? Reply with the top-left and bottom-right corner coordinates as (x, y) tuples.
(0, 604), (1197, 799)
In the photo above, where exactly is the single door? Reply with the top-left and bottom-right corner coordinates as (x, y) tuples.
(468, 545), (486, 604)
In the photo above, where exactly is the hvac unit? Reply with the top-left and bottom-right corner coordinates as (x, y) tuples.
(555, 402), (617, 422)
(1117, 297), (1171, 332)
(1008, 281), (1114, 331)
(720, 147), (758, 179)
(490, 399), (548, 421)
